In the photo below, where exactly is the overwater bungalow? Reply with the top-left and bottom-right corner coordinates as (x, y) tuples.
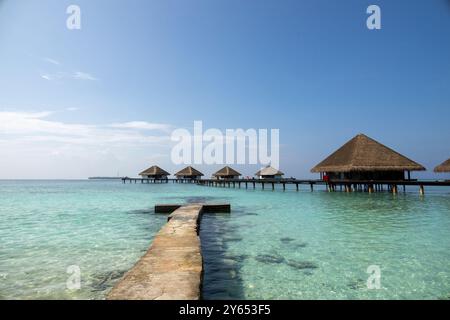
(255, 166), (284, 179)
(311, 134), (426, 181)
(434, 158), (450, 173)
(139, 165), (170, 180)
(212, 166), (241, 180)
(174, 166), (204, 180)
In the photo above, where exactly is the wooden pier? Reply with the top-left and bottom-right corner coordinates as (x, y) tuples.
(121, 176), (450, 195)
(107, 203), (230, 300)
(196, 178), (450, 195)
(121, 177), (199, 184)
(197, 178), (323, 192)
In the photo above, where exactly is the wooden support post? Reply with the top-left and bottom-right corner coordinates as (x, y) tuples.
(272, 182), (275, 191)
(262, 182), (265, 190)
(253, 182), (256, 189)
(296, 183), (299, 191)
(392, 185), (398, 194)
(310, 183), (314, 192)
(368, 185), (373, 193)
(419, 185), (424, 196)
(245, 182), (248, 189)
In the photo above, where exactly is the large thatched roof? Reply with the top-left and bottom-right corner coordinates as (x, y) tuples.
(139, 165), (170, 176)
(174, 166), (204, 177)
(213, 166), (241, 177)
(311, 134), (425, 173)
(434, 158), (450, 173)
(255, 166), (284, 177)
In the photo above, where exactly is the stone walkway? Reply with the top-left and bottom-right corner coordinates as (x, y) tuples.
(107, 203), (229, 300)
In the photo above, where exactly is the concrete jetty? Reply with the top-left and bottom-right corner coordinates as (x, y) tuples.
(107, 203), (230, 300)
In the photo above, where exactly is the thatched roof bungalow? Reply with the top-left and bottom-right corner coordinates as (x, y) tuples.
(212, 166), (241, 180)
(174, 166), (204, 180)
(139, 165), (170, 179)
(311, 134), (425, 181)
(434, 158), (450, 173)
(255, 166), (284, 179)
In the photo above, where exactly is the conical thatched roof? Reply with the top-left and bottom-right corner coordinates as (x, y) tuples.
(255, 166), (284, 177)
(139, 165), (170, 176)
(213, 166), (241, 177)
(174, 166), (204, 177)
(434, 158), (450, 173)
(311, 134), (425, 173)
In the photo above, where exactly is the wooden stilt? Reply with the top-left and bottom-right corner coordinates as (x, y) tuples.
(392, 185), (398, 194)
(419, 185), (424, 196)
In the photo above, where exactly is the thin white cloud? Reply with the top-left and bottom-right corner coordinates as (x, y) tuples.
(109, 121), (172, 132)
(0, 108), (177, 178)
(41, 73), (63, 81)
(0, 111), (171, 147)
(73, 71), (97, 81)
(44, 57), (61, 65)
(39, 71), (98, 81)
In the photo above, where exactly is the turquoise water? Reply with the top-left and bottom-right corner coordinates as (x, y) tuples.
(1, 180), (450, 299)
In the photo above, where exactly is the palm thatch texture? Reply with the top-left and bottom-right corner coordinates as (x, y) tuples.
(139, 165), (170, 179)
(434, 158), (450, 173)
(174, 166), (204, 179)
(212, 166), (241, 180)
(311, 134), (425, 181)
(255, 166), (284, 179)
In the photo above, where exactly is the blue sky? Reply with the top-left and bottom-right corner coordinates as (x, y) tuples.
(0, 0), (449, 179)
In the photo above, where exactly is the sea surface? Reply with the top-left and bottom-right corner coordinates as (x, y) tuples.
(0, 180), (449, 300)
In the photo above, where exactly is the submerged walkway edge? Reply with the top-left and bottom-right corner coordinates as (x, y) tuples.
(107, 203), (230, 300)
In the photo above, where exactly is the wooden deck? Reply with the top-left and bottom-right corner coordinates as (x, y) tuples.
(196, 178), (450, 195)
(122, 176), (450, 195)
(122, 177), (199, 184)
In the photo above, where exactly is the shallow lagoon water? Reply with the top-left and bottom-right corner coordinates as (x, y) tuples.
(0, 180), (449, 299)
